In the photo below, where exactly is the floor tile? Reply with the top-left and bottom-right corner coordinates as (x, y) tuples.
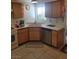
(12, 42), (66, 59)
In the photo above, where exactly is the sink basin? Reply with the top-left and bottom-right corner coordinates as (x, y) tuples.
(47, 25), (56, 27)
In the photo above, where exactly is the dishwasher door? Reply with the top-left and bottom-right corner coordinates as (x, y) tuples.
(42, 28), (52, 45)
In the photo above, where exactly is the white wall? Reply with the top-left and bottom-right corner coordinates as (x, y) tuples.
(24, 0), (35, 24)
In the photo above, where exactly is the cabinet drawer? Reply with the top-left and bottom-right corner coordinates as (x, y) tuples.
(29, 28), (41, 31)
(18, 28), (26, 33)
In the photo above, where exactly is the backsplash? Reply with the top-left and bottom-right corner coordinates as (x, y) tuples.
(46, 18), (64, 25)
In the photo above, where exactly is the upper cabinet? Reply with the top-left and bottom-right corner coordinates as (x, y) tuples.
(11, 0), (24, 4)
(11, 3), (24, 19)
(64, 0), (67, 9)
(37, 0), (57, 3)
(45, 0), (65, 18)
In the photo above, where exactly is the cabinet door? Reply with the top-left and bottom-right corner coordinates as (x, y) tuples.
(52, 31), (58, 47)
(11, 3), (14, 18)
(45, 2), (52, 17)
(12, 3), (24, 18)
(17, 28), (28, 45)
(45, 0), (65, 17)
(57, 29), (65, 48)
(52, 1), (61, 17)
(52, 29), (65, 48)
(60, 0), (65, 17)
(29, 28), (41, 41)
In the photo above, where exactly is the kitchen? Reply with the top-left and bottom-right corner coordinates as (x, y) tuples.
(11, 0), (67, 59)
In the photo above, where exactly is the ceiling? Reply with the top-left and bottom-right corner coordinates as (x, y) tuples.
(12, 0), (57, 3)
(37, 0), (57, 3)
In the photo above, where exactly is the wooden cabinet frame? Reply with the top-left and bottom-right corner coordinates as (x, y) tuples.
(28, 27), (41, 41)
(52, 29), (65, 48)
(11, 3), (24, 19)
(17, 27), (65, 48)
(17, 28), (28, 45)
(45, 0), (65, 17)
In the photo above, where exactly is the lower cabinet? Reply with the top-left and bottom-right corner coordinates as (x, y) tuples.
(17, 27), (64, 48)
(29, 27), (41, 41)
(41, 28), (64, 48)
(17, 28), (28, 45)
(52, 29), (65, 48)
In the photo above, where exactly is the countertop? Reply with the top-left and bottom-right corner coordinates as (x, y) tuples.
(13, 23), (65, 31)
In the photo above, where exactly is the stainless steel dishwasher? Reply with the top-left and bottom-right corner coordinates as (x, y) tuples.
(41, 28), (52, 45)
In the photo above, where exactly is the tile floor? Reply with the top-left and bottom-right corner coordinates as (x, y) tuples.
(12, 42), (67, 59)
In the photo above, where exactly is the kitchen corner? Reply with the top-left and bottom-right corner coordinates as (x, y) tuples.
(11, 0), (67, 58)
(12, 20), (65, 47)
(14, 22), (64, 31)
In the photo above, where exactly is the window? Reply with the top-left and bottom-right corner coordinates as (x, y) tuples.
(37, 6), (46, 21)
(37, 7), (45, 16)
(35, 4), (47, 23)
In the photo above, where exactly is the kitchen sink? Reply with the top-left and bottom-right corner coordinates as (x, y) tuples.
(47, 25), (56, 27)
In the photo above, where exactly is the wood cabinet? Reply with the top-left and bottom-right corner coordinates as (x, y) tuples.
(11, 3), (24, 19)
(29, 27), (41, 41)
(11, 4), (14, 18)
(11, 0), (23, 4)
(64, 0), (67, 10)
(16, 27), (65, 48)
(17, 28), (28, 45)
(52, 29), (65, 48)
(45, 0), (65, 17)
